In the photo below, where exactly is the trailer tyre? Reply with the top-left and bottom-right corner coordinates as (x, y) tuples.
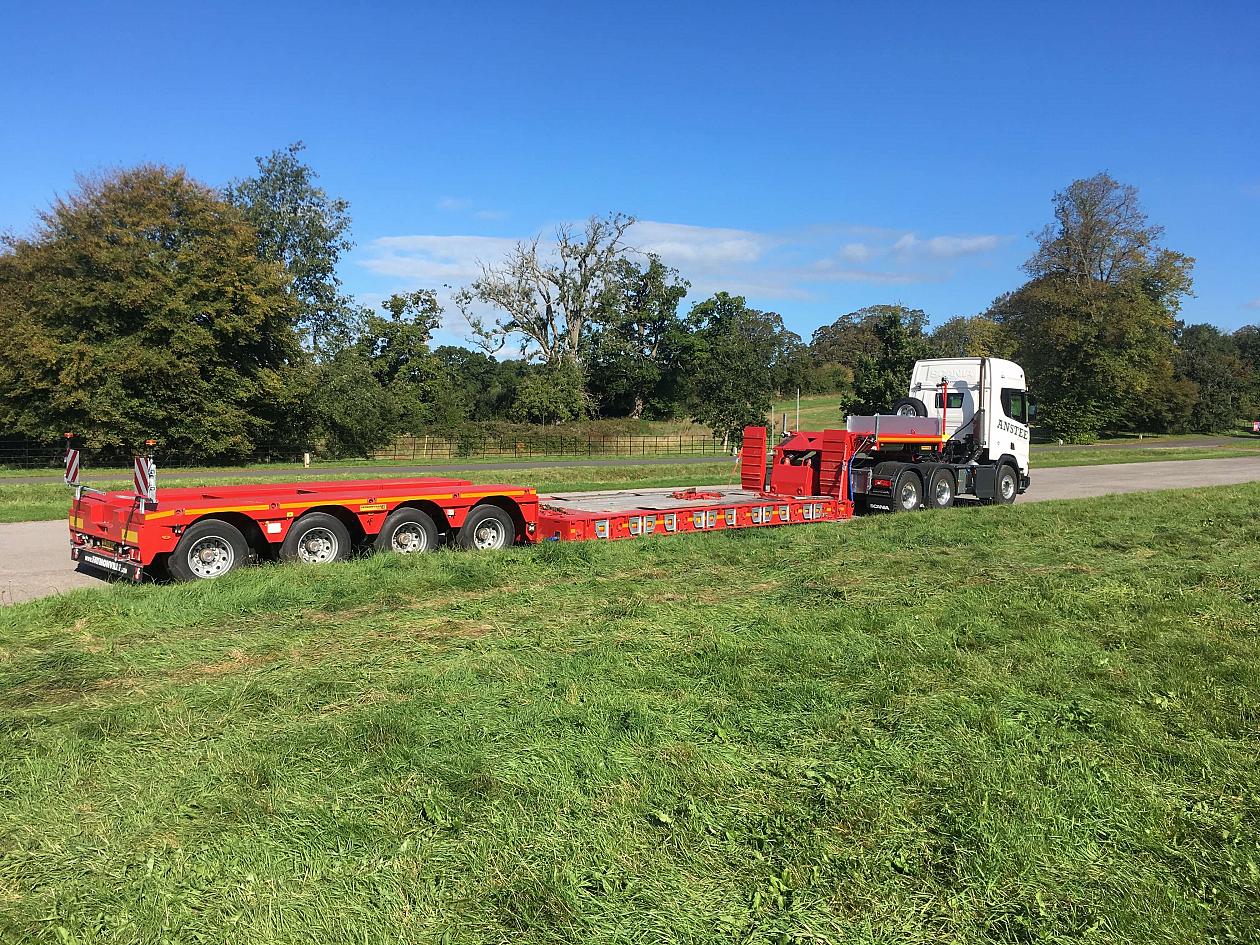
(375, 507), (439, 555)
(888, 397), (928, 417)
(281, 512), (352, 565)
(457, 505), (516, 551)
(927, 469), (955, 510)
(168, 519), (248, 582)
(891, 470), (924, 512)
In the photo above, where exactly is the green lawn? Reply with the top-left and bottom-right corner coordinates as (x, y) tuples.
(2, 485), (1258, 943)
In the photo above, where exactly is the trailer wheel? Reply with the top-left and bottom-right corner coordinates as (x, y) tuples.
(891, 470), (924, 512)
(993, 464), (1019, 505)
(375, 507), (439, 555)
(927, 469), (955, 510)
(457, 505), (516, 551)
(281, 512), (352, 565)
(168, 519), (248, 582)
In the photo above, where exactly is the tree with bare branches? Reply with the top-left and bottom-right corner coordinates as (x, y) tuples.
(455, 212), (635, 364)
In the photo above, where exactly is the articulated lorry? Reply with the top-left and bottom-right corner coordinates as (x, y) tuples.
(66, 357), (1033, 582)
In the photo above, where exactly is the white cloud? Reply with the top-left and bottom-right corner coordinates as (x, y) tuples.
(362, 234), (519, 282)
(1246, 297), (1260, 310)
(838, 242), (873, 263)
(628, 220), (771, 267)
(436, 196), (471, 211)
(892, 233), (1002, 259)
(358, 219), (1005, 315)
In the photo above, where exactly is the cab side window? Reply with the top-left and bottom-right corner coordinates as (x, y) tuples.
(1001, 388), (1028, 424)
(934, 392), (965, 409)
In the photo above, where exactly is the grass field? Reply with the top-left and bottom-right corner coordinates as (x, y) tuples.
(2, 484), (1258, 942)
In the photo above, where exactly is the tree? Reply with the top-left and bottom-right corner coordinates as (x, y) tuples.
(509, 362), (587, 424)
(225, 142), (356, 357)
(1026, 172), (1192, 294)
(1174, 324), (1247, 432)
(994, 173), (1194, 441)
(0, 166), (301, 458)
(457, 212), (635, 364)
(845, 306), (929, 414)
(679, 293), (798, 445)
(586, 254), (690, 418)
(351, 290), (468, 431)
(930, 314), (1014, 359)
(1233, 325), (1260, 423)
(431, 346), (530, 420)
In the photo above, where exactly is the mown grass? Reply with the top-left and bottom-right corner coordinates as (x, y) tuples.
(0, 460), (744, 524)
(1, 484), (1258, 943)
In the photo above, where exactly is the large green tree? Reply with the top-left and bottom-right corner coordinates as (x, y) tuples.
(0, 166), (301, 458)
(844, 305), (929, 414)
(993, 173), (1194, 441)
(930, 314), (1014, 359)
(225, 142), (356, 357)
(353, 290), (468, 431)
(1174, 323), (1248, 432)
(585, 254), (690, 418)
(677, 292), (799, 444)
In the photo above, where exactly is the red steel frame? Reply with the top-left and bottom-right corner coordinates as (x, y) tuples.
(67, 425), (869, 579)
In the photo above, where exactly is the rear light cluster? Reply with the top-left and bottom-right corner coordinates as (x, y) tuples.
(872, 478), (893, 489)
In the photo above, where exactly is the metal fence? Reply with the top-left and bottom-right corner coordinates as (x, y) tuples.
(0, 432), (731, 470)
(369, 433), (729, 462)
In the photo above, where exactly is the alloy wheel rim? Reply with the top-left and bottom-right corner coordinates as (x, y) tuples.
(188, 536), (233, 579)
(297, 527), (339, 564)
(391, 523), (428, 554)
(899, 482), (918, 510)
(473, 520), (505, 549)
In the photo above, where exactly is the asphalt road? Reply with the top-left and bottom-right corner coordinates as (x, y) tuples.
(3, 454), (1259, 606)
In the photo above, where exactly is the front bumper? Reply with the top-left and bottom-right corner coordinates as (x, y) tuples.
(70, 543), (143, 581)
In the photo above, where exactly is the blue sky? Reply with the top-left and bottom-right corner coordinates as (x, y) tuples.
(3, 0), (1258, 347)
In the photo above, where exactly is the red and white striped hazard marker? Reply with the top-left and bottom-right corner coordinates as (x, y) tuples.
(64, 448), (80, 486)
(133, 455), (157, 503)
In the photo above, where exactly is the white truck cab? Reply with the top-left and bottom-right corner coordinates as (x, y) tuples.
(899, 357), (1032, 478)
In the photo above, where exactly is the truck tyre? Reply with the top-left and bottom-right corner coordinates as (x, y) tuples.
(927, 469), (955, 510)
(374, 507), (439, 555)
(457, 505), (516, 551)
(281, 512), (352, 565)
(888, 397), (928, 417)
(891, 470), (924, 512)
(993, 464), (1019, 505)
(168, 518), (248, 582)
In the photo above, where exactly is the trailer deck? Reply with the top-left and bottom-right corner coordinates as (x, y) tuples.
(536, 485), (847, 542)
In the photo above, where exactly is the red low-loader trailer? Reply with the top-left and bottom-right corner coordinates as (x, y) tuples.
(66, 422), (893, 583)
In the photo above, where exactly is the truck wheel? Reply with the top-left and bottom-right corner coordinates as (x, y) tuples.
(375, 507), (439, 555)
(168, 519), (248, 582)
(994, 464), (1019, 505)
(891, 471), (923, 512)
(281, 512), (351, 565)
(927, 469), (955, 509)
(888, 397), (928, 417)
(457, 505), (515, 551)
